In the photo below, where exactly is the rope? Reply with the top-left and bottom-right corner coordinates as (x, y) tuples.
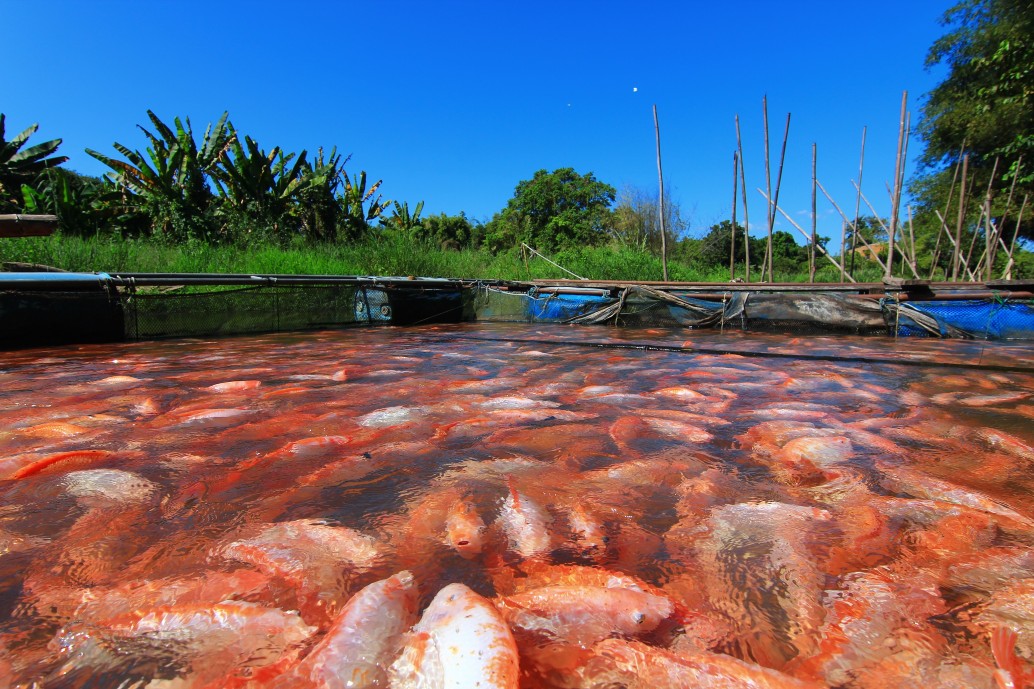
(521, 243), (586, 280)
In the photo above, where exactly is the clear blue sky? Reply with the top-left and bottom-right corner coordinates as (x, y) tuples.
(3, 1), (950, 245)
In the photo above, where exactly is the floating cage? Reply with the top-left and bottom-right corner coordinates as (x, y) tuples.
(1, 272), (1033, 348)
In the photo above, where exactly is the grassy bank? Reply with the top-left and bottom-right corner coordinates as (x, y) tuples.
(1, 233), (886, 283)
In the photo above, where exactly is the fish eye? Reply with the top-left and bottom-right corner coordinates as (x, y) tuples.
(633, 612), (646, 624)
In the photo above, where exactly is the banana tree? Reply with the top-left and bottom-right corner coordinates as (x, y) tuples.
(20, 169), (103, 235)
(211, 126), (308, 241)
(297, 147), (345, 242)
(87, 110), (234, 240)
(340, 169), (389, 240)
(0, 114), (68, 212)
(388, 200), (425, 232)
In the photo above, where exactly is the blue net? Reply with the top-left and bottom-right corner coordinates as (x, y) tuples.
(894, 299), (1034, 340)
(526, 292), (613, 321)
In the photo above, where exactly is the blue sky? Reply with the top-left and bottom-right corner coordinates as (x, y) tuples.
(3, 1), (951, 245)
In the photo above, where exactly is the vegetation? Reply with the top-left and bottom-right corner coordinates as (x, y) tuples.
(483, 168), (616, 253)
(913, 0), (1034, 242)
(4, 0), (1034, 288)
(0, 114), (67, 213)
(3, 232), (897, 283)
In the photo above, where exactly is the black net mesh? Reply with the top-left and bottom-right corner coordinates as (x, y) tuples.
(126, 285), (362, 340)
(5, 275), (1032, 346)
(1, 289), (123, 347)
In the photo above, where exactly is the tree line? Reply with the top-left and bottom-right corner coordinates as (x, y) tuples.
(2, 0), (1032, 279)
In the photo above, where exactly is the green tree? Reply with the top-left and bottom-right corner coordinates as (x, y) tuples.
(914, 0), (1034, 238)
(0, 114), (68, 213)
(211, 125), (309, 243)
(87, 111), (234, 241)
(842, 216), (888, 252)
(340, 170), (389, 241)
(296, 148), (345, 243)
(413, 211), (481, 249)
(20, 169), (104, 235)
(695, 220), (763, 270)
(485, 168), (616, 252)
(770, 230), (812, 273)
(385, 200), (425, 232)
(608, 184), (686, 255)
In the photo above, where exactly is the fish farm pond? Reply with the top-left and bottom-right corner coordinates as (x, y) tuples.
(1, 322), (1034, 688)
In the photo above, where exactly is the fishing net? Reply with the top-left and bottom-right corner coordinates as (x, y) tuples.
(4, 272), (1033, 347)
(477, 286), (899, 336)
(889, 298), (1034, 340)
(124, 283), (470, 340)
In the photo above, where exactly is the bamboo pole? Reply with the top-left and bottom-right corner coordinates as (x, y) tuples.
(963, 158), (998, 279)
(886, 91), (908, 279)
(900, 112), (914, 270)
(853, 182), (893, 238)
(763, 97), (773, 282)
(934, 210), (979, 282)
(735, 115), (751, 283)
(819, 180), (889, 273)
(757, 188), (855, 281)
(770, 112), (791, 282)
(810, 142), (817, 283)
(839, 219), (847, 282)
(849, 126), (867, 279)
(953, 154), (969, 281)
(988, 156), (1022, 274)
(653, 104), (668, 282)
(880, 210), (922, 279)
(907, 205), (917, 273)
(983, 158), (1000, 280)
(1002, 193), (1029, 279)
(730, 150), (739, 280)
(928, 143), (966, 280)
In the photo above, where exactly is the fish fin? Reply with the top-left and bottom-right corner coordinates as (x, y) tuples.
(992, 626), (1022, 689)
(507, 475), (521, 509)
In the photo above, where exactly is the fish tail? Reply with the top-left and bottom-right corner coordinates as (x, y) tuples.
(507, 475), (521, 509)
(992, 626), (1021, 688)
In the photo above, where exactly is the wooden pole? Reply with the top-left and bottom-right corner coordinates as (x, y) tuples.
(757, 189), (855, 281)
(763, 97), (773, 282)
(934, 210), (979, 282)
(849, 126), (867, 279)
(928, 144), (966, 280)
(900, 111), (914, 270)
(886, 91), (908, 280)
(839, 219), (847, 282)
(1002, 193), (1029, 279)
(770, 112), (791, 282)
(0, 214), (58, 237)
(821, 180), (889, 273)
(907, 205), (917, 273)
(735, 115), (751, 283)
(953, 154), (969, 281)
(810, 142), (817, 283)
(963, 157), (998, 280)
(653, 104), (668, 282)
(988, 156), (1022, 274)
(851, 182), (896, 253)
(730, 150), (739, 280)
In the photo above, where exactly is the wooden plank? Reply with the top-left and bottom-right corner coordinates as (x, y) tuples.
(0, 215), (58, 238)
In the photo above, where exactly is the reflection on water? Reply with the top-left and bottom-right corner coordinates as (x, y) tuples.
(1, 323), (1033, 688)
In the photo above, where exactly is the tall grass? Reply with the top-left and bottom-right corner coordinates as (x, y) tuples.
(1, 233), (890, 283)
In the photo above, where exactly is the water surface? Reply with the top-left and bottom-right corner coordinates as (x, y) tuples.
(2, 323), (1033, 687)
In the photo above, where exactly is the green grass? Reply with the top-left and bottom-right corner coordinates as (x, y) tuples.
(1, 233), (896, 283)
